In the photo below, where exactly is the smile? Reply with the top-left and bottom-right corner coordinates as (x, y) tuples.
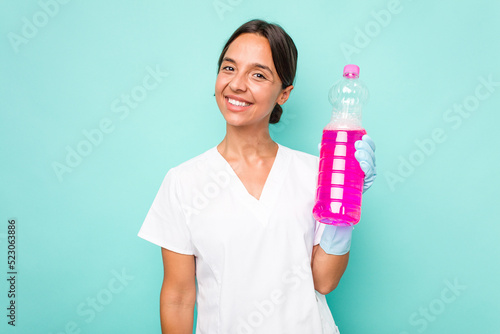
(227, 98), (251, 107)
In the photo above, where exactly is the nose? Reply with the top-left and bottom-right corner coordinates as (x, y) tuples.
(228, 72), (247, 92)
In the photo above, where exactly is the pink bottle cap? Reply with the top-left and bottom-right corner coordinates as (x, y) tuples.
(343, 64), (359, 78)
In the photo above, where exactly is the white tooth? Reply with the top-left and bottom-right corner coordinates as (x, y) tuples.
(229, 98), (249, 107)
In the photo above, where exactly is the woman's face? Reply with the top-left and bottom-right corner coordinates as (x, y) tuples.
(215, 33), (293, 127)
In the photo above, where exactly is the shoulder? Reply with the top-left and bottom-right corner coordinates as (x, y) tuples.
(151, 147), (222, 211)
(279, 144), (319, 171)
(278, 144), (319, 193)
(167, 146), (218, 181)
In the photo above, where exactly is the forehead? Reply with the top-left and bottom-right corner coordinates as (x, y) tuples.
(224, 33), (275, 69)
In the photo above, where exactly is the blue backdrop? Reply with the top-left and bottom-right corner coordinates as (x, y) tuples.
(1, 0), (499, 333)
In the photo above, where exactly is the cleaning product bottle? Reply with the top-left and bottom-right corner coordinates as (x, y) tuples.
(313, 64), (369, 226)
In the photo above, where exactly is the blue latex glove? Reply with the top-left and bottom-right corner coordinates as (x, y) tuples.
(354, 134), (377, 193)
(319, 225), (353, 255)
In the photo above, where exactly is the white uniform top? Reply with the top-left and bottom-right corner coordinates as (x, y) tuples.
(138, 144), (339, 334)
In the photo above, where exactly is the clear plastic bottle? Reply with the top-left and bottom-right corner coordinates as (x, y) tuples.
(313, 64), (369, 226)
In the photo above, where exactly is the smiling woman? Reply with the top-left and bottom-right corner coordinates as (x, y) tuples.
(215, 20), (297, 125)
(138, 19), (376, 334)
(215, 33), (293, 129)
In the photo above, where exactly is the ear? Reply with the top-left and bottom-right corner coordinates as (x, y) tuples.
(277, 85), (294, 105)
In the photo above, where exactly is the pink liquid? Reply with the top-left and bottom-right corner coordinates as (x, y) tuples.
(313, 129), (366, 226)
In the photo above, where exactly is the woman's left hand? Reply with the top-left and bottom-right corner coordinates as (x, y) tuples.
(354, 134), (377, 193)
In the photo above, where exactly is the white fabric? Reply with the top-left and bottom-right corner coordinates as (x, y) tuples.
(138, 144), (340, 334)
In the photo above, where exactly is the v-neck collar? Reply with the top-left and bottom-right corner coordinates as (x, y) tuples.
(211, 144), (291, 226)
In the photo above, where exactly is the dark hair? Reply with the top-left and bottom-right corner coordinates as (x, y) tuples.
(217, 19), (298, 124)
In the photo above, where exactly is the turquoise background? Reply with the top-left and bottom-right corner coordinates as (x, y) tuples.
(1, 0), (499, 333)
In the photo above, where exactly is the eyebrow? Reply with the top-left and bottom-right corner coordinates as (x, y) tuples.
(222, 57), (274, 75)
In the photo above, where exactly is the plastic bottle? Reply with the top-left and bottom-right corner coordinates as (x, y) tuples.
(313, 64), (369, 226)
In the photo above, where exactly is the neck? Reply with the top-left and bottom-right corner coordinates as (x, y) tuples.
(217, 122), (277, 159)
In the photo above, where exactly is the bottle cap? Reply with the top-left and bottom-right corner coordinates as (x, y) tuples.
(343, 64), (359, 78)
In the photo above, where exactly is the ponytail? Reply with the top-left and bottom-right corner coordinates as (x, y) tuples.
(269, 104), (283, 124)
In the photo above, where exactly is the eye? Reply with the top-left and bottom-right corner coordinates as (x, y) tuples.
(222, 66), (234, 71)
(254, 73), (267, 80)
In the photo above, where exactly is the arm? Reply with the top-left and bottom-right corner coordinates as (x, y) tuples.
(160, 248), (196, 334)
(311, 244), (349, 295)
(311, 135), (376, 295)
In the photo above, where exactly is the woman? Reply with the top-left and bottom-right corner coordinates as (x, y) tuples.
(139, 19), (376, 334)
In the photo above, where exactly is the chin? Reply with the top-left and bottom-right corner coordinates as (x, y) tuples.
(221, 114), (248, 127)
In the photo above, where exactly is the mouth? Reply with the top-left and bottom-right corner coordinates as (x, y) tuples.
(226, 96), (252, 106)
(224, 96), (253, 111)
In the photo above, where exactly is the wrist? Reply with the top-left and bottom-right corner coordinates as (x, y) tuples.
(319, 225), (353, 256)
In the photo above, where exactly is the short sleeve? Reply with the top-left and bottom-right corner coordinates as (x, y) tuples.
(313, 220), (325, 246)
(311, 155), (324, 246)
(138, 168), (195, 255)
